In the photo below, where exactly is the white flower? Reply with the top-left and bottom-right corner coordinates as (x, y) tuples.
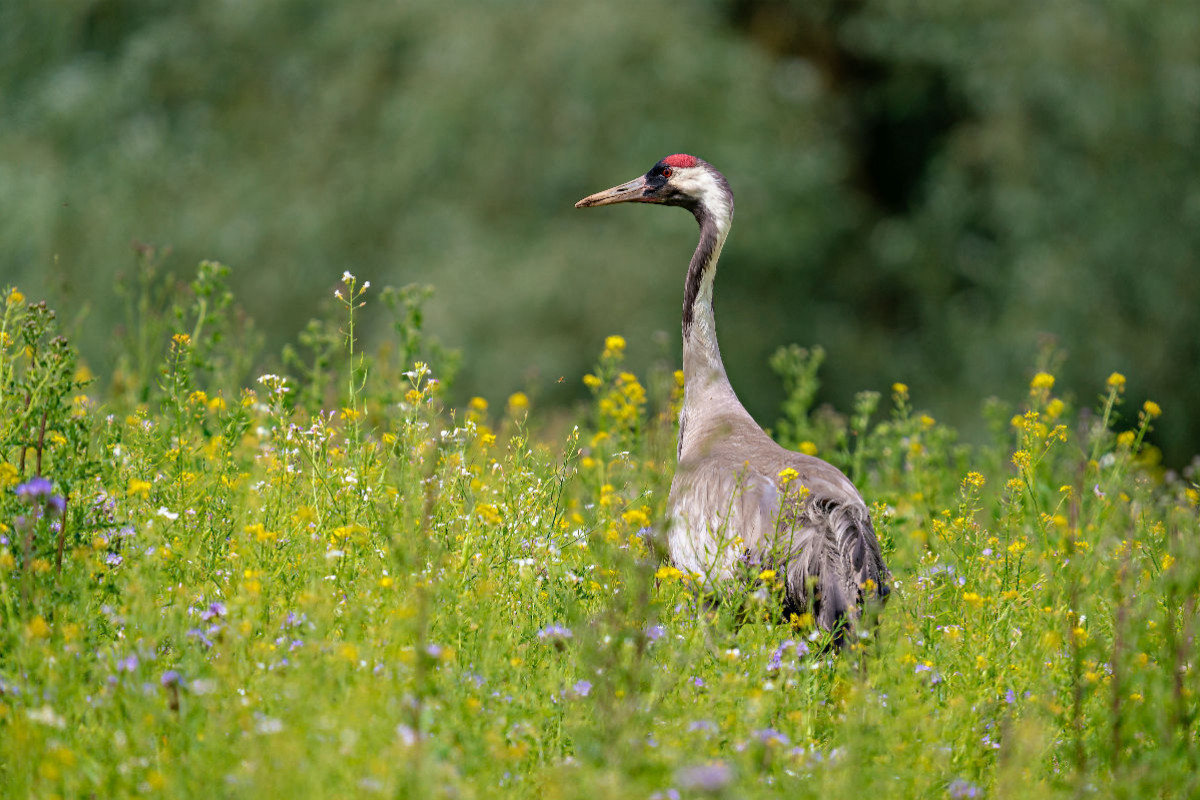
(156, 507), (179, 521)
(342, 270), (354, 282)
(28, 706), (65, 728)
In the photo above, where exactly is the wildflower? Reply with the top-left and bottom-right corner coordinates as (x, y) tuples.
(27, 616), (51, 639)
(15, 477), (65, 516)
(752, 728), (790, 747)
(948, 779), (981, 798)
(1011, 450), (1031, 470)
(161, 670), (183, 688)
(1142, 400), (1162, 418)
(156, 507), (179, 521)
(171, 332), (191, 347)
(127, 478), (152, 498)
(15, 476), (53, 502)
(655, 565), (683, 581)
(572, 680), (592, 697)
(507, 392), (529, 414)
(117, 654), (139, 673)
(777, 467), (798, 484)
(200, 602), (227, 621)
(622, 508), (651, 528)
(6, 288), (24, 306)
(1106, 372), (1126, 390)
(1117, 431), (1136, 449)
(604, 334), (626, 354)
(892, 382), (908, 396)
(537, 624), (573, 650)
(0, 463), (17, 489)
(645, 624), (666, 642)
(799, 441), (819, 456)
(1030, 372), (1055, 391)
(676, 763), (732, 792)
(582, 374), (602, 389)
(475, 503), (502, 525)
(964, 471), (985, 489)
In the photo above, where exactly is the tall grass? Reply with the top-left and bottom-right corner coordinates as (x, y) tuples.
(1, 264), (1196, 798)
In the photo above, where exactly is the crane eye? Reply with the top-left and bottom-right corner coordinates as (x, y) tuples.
(661, 167), (673, 179)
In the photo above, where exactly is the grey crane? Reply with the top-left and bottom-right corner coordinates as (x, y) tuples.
(576, 154), (889, 641)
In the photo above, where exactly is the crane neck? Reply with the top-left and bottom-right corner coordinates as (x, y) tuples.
(682, 200), (734, 399)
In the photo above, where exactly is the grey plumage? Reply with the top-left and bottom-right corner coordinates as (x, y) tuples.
(577, 154), (889, 639)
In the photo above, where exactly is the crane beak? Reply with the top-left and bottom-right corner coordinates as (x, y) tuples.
(575, 175), (656, 208)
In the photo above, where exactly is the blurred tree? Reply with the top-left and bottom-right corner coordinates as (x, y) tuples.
(1, 0), (1196, 463)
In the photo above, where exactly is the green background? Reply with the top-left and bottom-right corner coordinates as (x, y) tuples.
(3, 0), (1198, 463)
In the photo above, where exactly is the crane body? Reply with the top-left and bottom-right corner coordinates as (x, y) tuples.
(576, 154), (889, 639)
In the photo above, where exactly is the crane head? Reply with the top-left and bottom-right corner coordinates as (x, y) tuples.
(575, 154), (718, 210)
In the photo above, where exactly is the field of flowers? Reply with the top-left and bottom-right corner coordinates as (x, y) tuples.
(2, 263), (1197, 798)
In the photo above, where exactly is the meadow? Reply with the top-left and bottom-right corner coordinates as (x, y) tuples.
(1, 262), (1197, 798)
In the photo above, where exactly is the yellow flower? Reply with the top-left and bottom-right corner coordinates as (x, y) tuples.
(1162, 554), (1175, 571)
(1011, 450), (1031, 470)
(208, 395), (227, 412)
(1030, 372), (1055, 391)
(1106, 372), (1126, 390)
(892, 382), (908, 396)
(622, 508), (651, 528)
(654, 565), (683, 581)
(799, 441), (818, 456)
(1046, 398), (1065, 420)
(127, 478), (152, 498)
(0, 463), (18, 489)
(582, 374), (602, 390)
(604, 335), (626, 354)
(963, 592), (983, 609)
(468, 396), (488, 413)
(507, 392), (529, 414)
(919, 414), (935, 429)
(6, 288), (24, 306)
(245, 523), (277, 543)
(27, 616), (51, 639)
(1142, 400), (1162, 418)
(758, 569), (777, 582)
(1117, 431), (1135, 448)
(777, 467), (799, 484)
(475, 503), (502, 525)
(171, 332), (191, 347)
(964, 471), (985, 489)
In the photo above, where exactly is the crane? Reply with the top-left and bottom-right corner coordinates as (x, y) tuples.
(576, 154), (889, 642)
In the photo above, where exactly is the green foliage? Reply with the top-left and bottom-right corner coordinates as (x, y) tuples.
(4, 0), (1197, 462)
(1, 279), (1197, 798)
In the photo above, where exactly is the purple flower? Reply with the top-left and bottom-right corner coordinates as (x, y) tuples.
(106, 553), (124, 567)
(687, 719), (717, 734)
(645, 624), (666, 642)
(572, 680), (592, 697)
(117, 654), (139, 673)
(200, 602), (226, 621)
(188, 628), (214, 648)
(948, 779), (981, 798)
(160, 670), (183, 688)
(15, 477), (53, 502)
(537, 624), (573, 642)
(691, 676), (705, 688)
(1005, 689), (1016, 704)
(676, 762), (732, 792)
(752, 728), (790, 747)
